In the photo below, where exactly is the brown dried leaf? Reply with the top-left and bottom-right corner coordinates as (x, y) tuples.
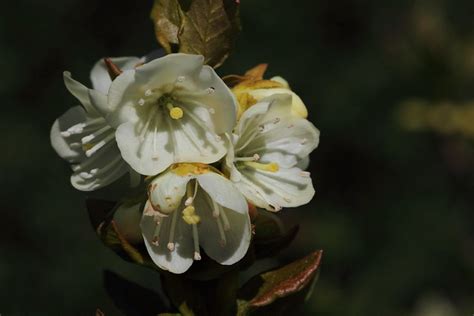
(178, 0), (240, 68)
(244, 63), (268, 81)
(151, 0), (183, 53)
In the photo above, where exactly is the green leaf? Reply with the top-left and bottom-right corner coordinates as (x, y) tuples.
(237, 250), (323, 315)
(150, 0), (183, 53)
(178, 0), (240, 68)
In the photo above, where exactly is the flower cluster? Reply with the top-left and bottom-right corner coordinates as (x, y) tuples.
(51, 53), (320, 274)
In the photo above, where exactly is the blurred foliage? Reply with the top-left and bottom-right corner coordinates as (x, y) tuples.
(1, 0), (474, 315)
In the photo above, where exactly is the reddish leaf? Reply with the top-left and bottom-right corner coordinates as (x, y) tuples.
(249, 250), (323, 307)
(238, 250), (323, 315)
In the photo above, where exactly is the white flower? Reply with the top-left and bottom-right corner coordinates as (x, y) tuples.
(106, 53), (238, 176)
(232, 76), (308, 118)
(140, 163), (251, 274)
(225, 94), (320, 211)
(51, 57), (141, 191)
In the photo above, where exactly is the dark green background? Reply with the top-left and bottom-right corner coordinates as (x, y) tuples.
(1, 0), (473, 315)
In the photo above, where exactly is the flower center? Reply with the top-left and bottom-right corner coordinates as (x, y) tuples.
(138, 92), (185, 120)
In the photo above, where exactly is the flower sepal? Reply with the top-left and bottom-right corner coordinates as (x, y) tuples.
(86, 198), (157, 268)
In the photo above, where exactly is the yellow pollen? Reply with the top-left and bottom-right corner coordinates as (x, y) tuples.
(171, 163), (210, 176)
(182, 205), (200, 225)
(244, 161), (280, 172)
(82, 143), (94, 151)
(169, 105), (184, 120)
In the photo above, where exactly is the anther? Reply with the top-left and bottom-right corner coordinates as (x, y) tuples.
(300, 171), (311, 177)
(167, 211), (178, 251)
(138, 98), (145, 106)
(272, 204), (282, 211)
(235, 154), (260, 162)
(185, 197), (194, 206)
(177, 76), (185, 83)
(206, 87), (215, 94)
(79, 172), (93, 179)
(273, 117), (280, 124)
(145, 89), (153, 96)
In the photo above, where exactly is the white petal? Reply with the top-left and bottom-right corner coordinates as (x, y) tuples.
(148, 171), (191, 214)
(50, 106), (88, 163)
(245, 119), (319, 168)
(166, 104), (227, 164)
(90, 56), (141, 94)
(70, 142), (129, 191)
(195, 191), (251, 265)
(134, 53), (205, 88)
(235, 94), (319, 168)
(88, 89), (113, 123)
(141, 206), (194, 274)
(115, 108), (227, 176)
(196, 173), (248, 214)
(178, 65), (238, 134)
(107, 70), (140, 126)
(296, 156), (310, 170)
(270, 76), (290, 88)
(63, 71), (99, 117)
(249, 88), (308, 118)
(113, 201), (143, 244)
(237, 167), (315, 211)
(235, 97), (273, 137)
(115, 120), (174, 176)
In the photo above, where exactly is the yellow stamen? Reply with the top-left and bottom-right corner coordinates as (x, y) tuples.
(182, 205), (200, 225)
(244, 161), (279, 172)
(168, 103), (184, 120)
